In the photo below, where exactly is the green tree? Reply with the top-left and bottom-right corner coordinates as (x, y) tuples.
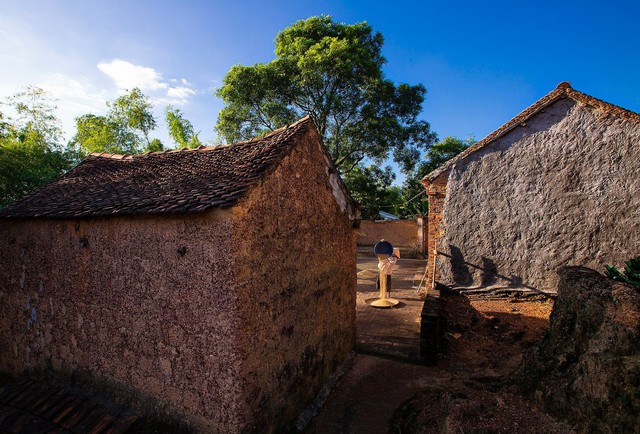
(216, 15), (436, 174)
(165, 105), (202, 149)
(72, 114), (129, 154)
(0, 87), (73, 206)
(343, 165), (403, 220)
(400, 136), (472, 217)
(110, 87), (156, 146)
(71, 88), (157, 155)
(146, 138), (164, 152)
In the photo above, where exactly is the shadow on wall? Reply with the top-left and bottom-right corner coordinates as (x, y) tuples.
(443, 245), (539, 292)
(449, 245), (472, 286)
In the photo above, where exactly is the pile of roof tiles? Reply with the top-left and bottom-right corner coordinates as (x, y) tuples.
(0, 379), (139, 433)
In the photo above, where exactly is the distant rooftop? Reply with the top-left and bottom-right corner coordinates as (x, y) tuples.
(378, 211), (400, 221)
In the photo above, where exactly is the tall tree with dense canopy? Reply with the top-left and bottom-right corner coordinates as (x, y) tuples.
(0, 87), (74, 206)
(216, 15), (436, 175)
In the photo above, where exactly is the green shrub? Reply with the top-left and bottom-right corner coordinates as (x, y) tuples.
(604, 257), (640, 289)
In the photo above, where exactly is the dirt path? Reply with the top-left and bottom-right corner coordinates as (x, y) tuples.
(306, 280), (572, 433)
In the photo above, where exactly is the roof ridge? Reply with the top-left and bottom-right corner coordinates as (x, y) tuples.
(229, 115), (313, 146)
(88, 116), (315, 160)
(422, 82), (640, 183)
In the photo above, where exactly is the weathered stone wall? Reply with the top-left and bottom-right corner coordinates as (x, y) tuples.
(437, 98), (640, 291)
(0, 211), (242, 431)
(357, 219), (420, 248)
(231, 126), (357, 433)
(517, 267), (640, 432)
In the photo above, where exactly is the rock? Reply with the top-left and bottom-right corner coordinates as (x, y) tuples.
(389, 387), (573, 434)
(516, 266), (640, 433)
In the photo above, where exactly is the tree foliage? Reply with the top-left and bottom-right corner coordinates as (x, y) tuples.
(216, 15), (436, 174)
(0, 87), (74, 206)
(165, 105), (202, 149)
(343, 165), (403, 220)
(71, 87), (158, 155)
(400, 136), (472, 217)
(109, 87), (157, 146)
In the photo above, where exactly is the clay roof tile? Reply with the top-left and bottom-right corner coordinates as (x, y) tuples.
(0, 116), (314, 218)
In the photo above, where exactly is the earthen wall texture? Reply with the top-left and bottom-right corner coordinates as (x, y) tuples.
(357, 219), (419, 247)
(424, 173), (448, 290)
(231, 126), (356, 433)
(0, 211), (243, 431)
(437, 98), (640, 291)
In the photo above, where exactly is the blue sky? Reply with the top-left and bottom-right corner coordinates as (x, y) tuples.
(1, 0), (638, 179)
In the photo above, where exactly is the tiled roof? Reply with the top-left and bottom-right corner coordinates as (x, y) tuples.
(422, 82), (640, 183)
(0, 116), (314, 218)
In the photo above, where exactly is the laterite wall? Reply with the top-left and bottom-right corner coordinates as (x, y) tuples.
(0, 211), (242, 431)
(357, 219), (421, 249)
(232, 126), (357, 433)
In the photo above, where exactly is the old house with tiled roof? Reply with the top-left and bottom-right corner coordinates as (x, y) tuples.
(0, 116), (358, 433)
(422, 82), (640, 293)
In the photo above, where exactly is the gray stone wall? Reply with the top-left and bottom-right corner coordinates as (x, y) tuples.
(0, 211), (242, 431)
(231, 126), (357, 433)
(438, 98), (640, 292)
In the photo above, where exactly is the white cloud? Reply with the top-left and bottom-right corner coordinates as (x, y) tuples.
(167, 86), (196, 99)
(97, 59), (198, 106)
(97, 59), (168, 91)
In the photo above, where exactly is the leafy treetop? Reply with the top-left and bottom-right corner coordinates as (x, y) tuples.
(400, 136), (472, 217)
(71, 87), (159, 155)
(0, 87), (74, 206)
(216, 15), (436, 174)
(166, 105), (202, 149)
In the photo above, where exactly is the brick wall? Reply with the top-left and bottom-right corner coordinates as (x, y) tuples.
(423, 172), (448, 291)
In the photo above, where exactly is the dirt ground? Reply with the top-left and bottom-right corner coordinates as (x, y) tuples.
(306, 291), (575, 433)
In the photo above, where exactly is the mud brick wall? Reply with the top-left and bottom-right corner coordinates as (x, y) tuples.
(0, 211), (243, 431)
(232, 126), (356, 433)
(357, 219), (420, 248)
(436, 98), (640, 292)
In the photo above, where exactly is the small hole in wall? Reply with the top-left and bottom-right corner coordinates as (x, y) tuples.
(78, 237), (89, 248)
(177, 246), (187, 256)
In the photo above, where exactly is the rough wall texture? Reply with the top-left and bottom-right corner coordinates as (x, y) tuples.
(0, 211), (243, 431)
(357, 220), (420, 248)
(437, 98), (640, 291)
(231, 126), (357, 433)
(517, 267), (640, 433)
(424, 173), (448, 289)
